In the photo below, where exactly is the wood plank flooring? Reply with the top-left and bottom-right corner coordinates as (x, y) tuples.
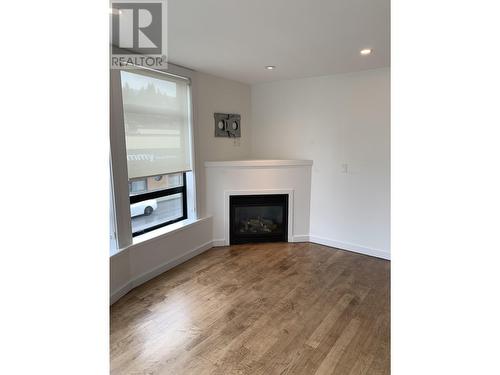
(110, 242), (390, 374)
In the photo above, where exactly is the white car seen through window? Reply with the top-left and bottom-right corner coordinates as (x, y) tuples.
(130, 199), (158, 217)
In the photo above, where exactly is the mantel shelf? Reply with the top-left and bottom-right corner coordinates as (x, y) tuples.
(204, 159), (313, 168)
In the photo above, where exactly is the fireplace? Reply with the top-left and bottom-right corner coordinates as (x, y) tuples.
(229, 194), (288, 244)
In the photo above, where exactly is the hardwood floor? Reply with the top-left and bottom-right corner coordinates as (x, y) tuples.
(110, 242), (390, 375)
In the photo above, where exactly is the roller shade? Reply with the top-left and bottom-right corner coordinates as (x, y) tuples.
(120, 70), (192, 179)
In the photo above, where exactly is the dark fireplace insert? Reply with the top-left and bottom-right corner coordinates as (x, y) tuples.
(230, 194), (288, 244)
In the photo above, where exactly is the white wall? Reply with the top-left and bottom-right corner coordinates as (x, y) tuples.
(192, 72), (252, 217)
(250, 68), (390, 258)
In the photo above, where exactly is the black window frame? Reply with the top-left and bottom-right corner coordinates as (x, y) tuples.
(129, 172), (188, 237)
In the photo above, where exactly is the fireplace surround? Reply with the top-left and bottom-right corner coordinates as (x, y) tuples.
(230, 194), (288, 244)
(204, 159), (313, 246)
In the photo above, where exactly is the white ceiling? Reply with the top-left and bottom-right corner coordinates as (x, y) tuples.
(168, 0), (390, 84)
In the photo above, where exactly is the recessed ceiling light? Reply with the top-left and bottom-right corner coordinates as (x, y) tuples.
(360, 48), (372, 56)
(265, 66), (276, 70)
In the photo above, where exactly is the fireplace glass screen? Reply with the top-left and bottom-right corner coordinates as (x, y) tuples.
(230, 194), (288, 244)
(234, 206), (284, 235)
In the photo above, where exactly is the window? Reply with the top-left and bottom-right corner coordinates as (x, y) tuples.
(120, 69), (193, 236)
(129, 172), (187, 236)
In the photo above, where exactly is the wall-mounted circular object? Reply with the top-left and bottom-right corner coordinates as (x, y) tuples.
(154, 176), (163, 181)
(214, 113), (240, 137)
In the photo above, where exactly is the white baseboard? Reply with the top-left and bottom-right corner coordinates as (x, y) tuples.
(292, 234), (310, 242)
(132, 240), (214, 287)
(110, 240), (214, 305)
(209, 235), (390, 260)
(214, 236), (310, 245)
(110, 281), (134, 305)
(309, 235), (390, 260)
(212, 239), (226, 247)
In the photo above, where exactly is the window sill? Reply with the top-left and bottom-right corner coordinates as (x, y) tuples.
(110, 217), (211, 258)
(132, 217), (209, 245)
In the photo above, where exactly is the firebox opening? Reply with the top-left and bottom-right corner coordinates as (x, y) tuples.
(229, 194), (288, 244)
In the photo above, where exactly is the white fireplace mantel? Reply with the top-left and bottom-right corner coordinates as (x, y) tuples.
(205, 159), (313, 168)
(205, 159), (313, 246)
